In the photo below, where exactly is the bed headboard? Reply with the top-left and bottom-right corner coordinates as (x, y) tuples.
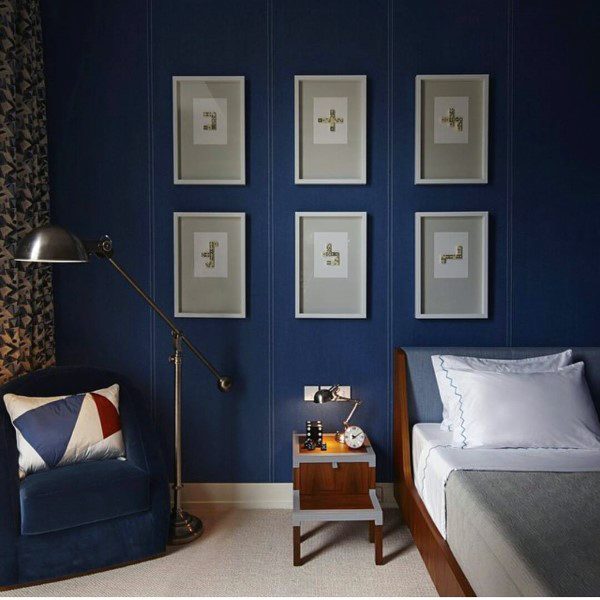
(399, 347), (600, 427)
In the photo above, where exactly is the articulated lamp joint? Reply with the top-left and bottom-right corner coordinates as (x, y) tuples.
(84, 235), (114, 259)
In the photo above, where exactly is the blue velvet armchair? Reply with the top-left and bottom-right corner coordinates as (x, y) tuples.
(0, 366), (170, 588)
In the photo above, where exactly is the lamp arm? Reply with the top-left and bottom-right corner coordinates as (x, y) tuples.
(80, 235), (228, 542)
(341, 398), (361, 428)
(102, 254), (230, 391)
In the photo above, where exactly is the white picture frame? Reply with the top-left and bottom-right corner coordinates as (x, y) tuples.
(415, 74), (489, 185)
(294, 75), (367, 185)
(415, 211), (488, 319)
(172, 76), (245, 185)
(295, 212), (367, 318)
(174, 212), (246, 318)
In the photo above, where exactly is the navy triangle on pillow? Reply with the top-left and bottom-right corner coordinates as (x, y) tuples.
(13, 394), (85, 468)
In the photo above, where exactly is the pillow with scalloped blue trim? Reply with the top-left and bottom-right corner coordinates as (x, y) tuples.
(431, 349), (572, 431)
(447, 363), (600, 449)
(3, 384), (125, 477)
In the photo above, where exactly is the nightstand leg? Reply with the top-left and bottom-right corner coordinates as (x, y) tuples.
(374, 524), (383, 565)
(293, 526), (301, 566)
(369, 520), (375, 543)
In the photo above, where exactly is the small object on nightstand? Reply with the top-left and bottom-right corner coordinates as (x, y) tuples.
(305, 419), (324, 448)
(303, 437), (316, 451)
(344, 425), (366, 449)
(320, 443), (327, 451)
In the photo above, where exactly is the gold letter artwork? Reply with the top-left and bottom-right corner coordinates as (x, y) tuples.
(317, 109), (344, 132)
(201, 241), (219, 268)
(202, 111), (217, 131)
(440, 107), (463, 132)
(322, 243), (341, 266)
(440, 245), (463, 264)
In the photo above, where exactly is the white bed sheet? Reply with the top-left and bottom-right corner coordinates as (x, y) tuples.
(412, 423), (600, 539)
(411, 423), (451, 477)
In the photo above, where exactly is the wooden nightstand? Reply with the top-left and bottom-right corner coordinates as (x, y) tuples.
(292, 432), (383, 566)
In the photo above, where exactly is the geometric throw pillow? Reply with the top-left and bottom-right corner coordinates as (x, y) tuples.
(3, 384), (125, 478)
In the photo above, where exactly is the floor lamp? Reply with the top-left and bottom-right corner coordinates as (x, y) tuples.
(15, 224), (232, 545)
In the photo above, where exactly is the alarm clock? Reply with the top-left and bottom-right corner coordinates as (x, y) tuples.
(343, 425), (366, 449)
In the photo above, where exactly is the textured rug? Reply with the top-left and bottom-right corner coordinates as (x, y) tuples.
(2, 508), (437, 596)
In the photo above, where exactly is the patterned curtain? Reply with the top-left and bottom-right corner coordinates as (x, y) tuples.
(0, 0), (55, 383)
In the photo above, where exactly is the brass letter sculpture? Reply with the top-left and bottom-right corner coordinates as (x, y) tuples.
(323, 243), (341, 266)
(202, 111), (217, 131)
(317, 109), (344, 132)
(201, 241), (219, 268)
(440, 107), (463, 132)
(440, 245), (463, 264)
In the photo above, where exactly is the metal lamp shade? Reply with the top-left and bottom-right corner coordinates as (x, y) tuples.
(14, 225), (88, 263)
(313, 387), (336, 404)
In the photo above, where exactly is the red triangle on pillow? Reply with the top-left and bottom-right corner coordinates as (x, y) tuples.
(90, 393), (121, 439)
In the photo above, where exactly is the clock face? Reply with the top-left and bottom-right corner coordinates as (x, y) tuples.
(344, 425), (365, 449)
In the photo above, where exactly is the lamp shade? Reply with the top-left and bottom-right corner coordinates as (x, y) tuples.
(313, 386), (338, 404)
(14, 225), (88, 263)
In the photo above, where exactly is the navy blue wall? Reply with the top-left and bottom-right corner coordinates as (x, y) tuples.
(40, 0), (600, 483)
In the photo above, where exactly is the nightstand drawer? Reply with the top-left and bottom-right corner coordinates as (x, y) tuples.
(298, 462), (372, 495)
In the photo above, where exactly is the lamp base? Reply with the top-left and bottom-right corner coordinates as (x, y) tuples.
(168, 508), (203, 545)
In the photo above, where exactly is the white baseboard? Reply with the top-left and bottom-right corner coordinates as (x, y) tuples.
(179, 482), (398, 510)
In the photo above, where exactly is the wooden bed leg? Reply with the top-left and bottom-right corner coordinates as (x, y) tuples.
(374, 524), (383, 565)
(293, 526), (301, 566)
(369, 520), (375, 542)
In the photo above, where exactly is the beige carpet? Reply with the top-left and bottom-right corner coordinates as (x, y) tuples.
(2, 508), (437, 597)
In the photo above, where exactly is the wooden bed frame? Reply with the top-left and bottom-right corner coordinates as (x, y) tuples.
(393, 348), (475, 597)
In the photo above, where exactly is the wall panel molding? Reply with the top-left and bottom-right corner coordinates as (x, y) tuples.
(386, 0), (394, 481)
(147, 0), (157, 421)
(505, 0), (515, 346)
(267, 0), (275, 483)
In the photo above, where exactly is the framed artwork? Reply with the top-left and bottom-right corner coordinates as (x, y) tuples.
(415, 211), (488, 319)
(415, 75), (489, 184)
(172, 76), (245, 185)
(174, 212), (246, 318)
(294, 76), (367, 184)
(295, 212), (367, 318)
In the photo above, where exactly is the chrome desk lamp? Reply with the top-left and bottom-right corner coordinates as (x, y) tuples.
(313, 385), (361, 443)
(15, 224), (232, 545)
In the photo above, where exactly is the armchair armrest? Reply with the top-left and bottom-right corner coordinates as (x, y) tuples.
(118, 387), (166, 480)
(0, 412), (20, 585)
(118, 388), (150, 473)
(118, 386), (170, 548)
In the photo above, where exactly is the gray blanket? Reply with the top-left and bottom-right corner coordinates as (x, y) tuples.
(446, 471), (600, 596)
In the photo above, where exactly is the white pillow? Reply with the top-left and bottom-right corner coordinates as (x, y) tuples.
(432, 350), (572, 430)
(446, 362), (600, 449)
